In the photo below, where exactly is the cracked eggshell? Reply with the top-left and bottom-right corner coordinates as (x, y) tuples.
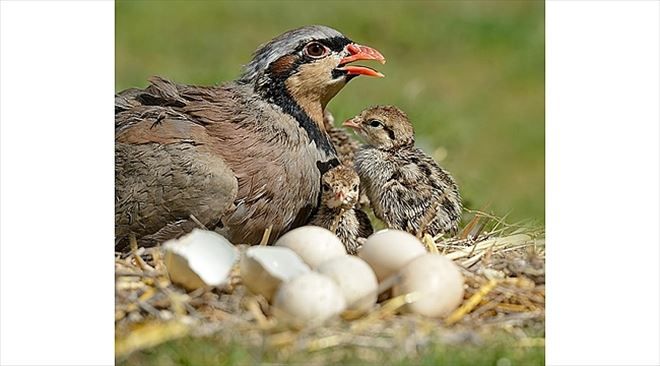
(240, 246), (311, 300)
(273, 272), (346, 328)
(316, 255), (378, 314)
(163, 229), (238, 290)
(274, 226), (346, 269)
(358, 229), (427, 281)
(393, 253), (464, 318)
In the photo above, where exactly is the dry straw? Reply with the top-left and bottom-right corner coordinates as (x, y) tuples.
(115, 209), (544, 360)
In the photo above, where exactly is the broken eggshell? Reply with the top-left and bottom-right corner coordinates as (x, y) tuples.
(163, 229), (238, 290)
(316, 255), (378, 314)
(393, 253), (465, 318)
(240, 246), (311, 300)
(274, 226), (346, 269)
(358, 229), (427, 281)
(273, 272), (346, 328)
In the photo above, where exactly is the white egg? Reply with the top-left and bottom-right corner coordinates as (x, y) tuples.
(240, 246), (311, 300)
(274, 226), (346, 269)
(393, 253), (465, 318)
(163, 229), (238, 290)
(273, 272), (346, 328)
(358, 229), (427, 281)
(317, 255), (378, 313)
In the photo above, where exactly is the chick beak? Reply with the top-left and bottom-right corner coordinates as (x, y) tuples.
(335, 192), (344, 201)
(343, 117), (361, 130)
(338, 43), (386, 78)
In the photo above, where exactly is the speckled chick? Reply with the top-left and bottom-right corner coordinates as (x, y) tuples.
(310, 165), (373, 254)
(323, 110), (360, 166)
(345, 105), (462, 236)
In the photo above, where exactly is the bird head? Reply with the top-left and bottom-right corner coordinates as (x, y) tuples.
(240, 26), (385, 127)
(320, 165), (361, 209)
(343, 105), (415, 149)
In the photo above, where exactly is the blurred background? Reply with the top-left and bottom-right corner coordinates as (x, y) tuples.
(116, 0), (544, 224)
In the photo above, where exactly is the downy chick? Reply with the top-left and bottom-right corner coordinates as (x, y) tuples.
(310, 165), (373, 254)
(345, 105), (462, 237)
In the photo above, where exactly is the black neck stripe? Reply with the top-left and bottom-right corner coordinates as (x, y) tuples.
(260, 76), (337, 157)
(275, 90), (337, 156)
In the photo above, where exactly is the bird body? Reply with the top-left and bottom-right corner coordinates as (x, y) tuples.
(116, 79), (330, 246)
(346, 106), (462, 236)
(310, 165), (373, 254)
(115, 26), (385, 249)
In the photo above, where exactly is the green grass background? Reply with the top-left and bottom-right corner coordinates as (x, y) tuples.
(118, 334), (544, 366)
(116, 0), (544, 224)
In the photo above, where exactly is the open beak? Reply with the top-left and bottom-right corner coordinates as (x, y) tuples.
(338, 43), (386, 78)
(343, 118), (361, 130)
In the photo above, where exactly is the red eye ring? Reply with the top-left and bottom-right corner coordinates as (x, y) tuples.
(304, 42), (328, 58)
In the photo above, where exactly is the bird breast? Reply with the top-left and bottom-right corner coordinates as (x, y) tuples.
(211, 86), (337, 243)
(354, 148), (395, 204)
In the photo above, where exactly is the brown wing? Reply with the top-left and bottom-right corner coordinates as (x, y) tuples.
(115, 78), (239, 247)
(116, 77), (324, 246)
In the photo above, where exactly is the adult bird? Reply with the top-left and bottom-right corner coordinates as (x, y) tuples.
(115, 25), (385, 250)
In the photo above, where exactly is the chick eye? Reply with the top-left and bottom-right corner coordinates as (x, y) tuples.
(304, 42), (328, 58)
(368, 119), (383, 128)
(351, 184), (358, 191)
(322, 183), (330, 191)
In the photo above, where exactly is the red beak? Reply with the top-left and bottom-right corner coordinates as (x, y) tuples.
(338, 43), (386, 78)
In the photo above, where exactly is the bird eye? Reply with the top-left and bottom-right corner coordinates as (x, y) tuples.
(304, 42), (327, 58)
(351, 184), (358, 191)
(322, 183), (330, 191)
(368, 119), (383, 128)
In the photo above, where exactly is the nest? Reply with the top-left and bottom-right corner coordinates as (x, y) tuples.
(115, 210), (544, 362)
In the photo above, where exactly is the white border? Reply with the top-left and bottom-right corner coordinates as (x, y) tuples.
(547, 1), (659, 365)
(1, 1), (115, 365)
